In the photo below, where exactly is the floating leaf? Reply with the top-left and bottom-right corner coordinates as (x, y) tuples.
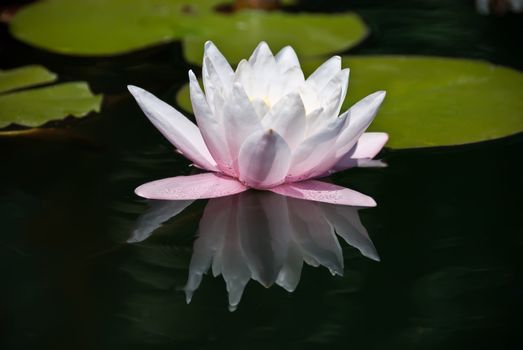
(0, 66), (102, 129)
(176, 56), (523, 148)
(10, 0), (367, 59)
(0, 65), (56, 94)
(182, 11), (368, 65)
(9, 0), (223, 56)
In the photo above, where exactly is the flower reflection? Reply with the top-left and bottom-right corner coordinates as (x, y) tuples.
(131, 191), (378, 311)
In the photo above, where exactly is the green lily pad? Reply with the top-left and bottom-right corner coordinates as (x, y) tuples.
(9, 0), (224, 56)
(10, 0), (367, 59)
(0, 66), (102, 129)
(176, 56), (523, 149)
(0, 65), (56, 94)
(182, 11), (368, 65)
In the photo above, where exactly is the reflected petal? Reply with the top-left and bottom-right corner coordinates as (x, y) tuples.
(185, 196), (234, 303)
(322, 204), (380, 261)
(238, 192), (290, 287)
(287, 197), (344, 276)
(175, 191), (380, 310)
(128, 200), (194, 243)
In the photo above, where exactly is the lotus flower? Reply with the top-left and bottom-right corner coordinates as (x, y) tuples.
(128, 41), (387, 206)
(129, 191), (378, 311)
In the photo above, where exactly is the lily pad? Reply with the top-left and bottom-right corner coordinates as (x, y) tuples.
(0, 66), (102, 129)
(0, 65), (56, 94)
(10, 0), (367, 59)
(182, 11), (368, 65)
(176, 56), (523, 148)
(9, 0), (223, 56)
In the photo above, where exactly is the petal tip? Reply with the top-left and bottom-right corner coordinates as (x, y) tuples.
(127, 84), (143, 96)
(134, 185), (149, 199)
(188, 70), (200, 85)
(365, 196), (377, 207)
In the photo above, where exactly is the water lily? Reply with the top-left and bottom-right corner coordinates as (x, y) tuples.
(128, 41), (387, 206)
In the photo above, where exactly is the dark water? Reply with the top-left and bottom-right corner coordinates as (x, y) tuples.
(1, 0), (522, 349)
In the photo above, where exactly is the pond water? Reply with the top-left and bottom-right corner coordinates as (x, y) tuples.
(1, 0), (522, 349)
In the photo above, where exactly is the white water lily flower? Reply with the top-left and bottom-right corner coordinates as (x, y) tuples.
(128, 41), (387, 206)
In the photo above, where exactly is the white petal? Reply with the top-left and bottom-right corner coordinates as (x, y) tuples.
(222, 83), (262, 166)
(303, 107), (323, 134)
(268, 66), (305, 105)
(306, 56), (341, 93)
(310, 91), (387, 178)
(247, 41), (277, 100)
(299, 83), (320, 114)
(306, 86), (342, 135)
(189, 71), (234, 175)
(319, 68), (350, 117)
(202, 57), (225, 113)
(335, 91), (387, 157)
(250, 98), (271, 118)
(275, 45), (300, 71)
(238, 129), (292, 189)
(261, 92), (306, 149)
(234, 59), (254, 98)
(287, 114), (345, 181)
(202, 41), (234, 91)
(127, 85), (217, 171)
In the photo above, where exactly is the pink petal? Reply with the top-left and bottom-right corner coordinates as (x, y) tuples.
(328, 132), (388, 174)
(350, 132), (389, 159)
(269, 180), (376, 207)
(127, 85), (217, 171)
(135, 173), (247, 200)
